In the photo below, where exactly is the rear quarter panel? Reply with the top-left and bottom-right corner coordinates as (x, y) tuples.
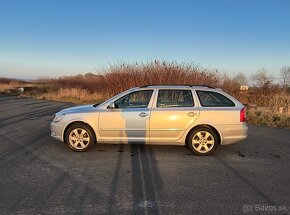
(192, 107), (247, 144)
(179, 89), (247, 145)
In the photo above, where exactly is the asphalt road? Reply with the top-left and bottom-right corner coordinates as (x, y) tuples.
(0, 95), (290, 215)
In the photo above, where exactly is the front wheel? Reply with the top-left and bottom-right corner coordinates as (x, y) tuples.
(65, 123), (96, 152)
(186, 127), (218, 156)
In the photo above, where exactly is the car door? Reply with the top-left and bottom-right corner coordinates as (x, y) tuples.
(98, 90), (154, 143)
(149, 89), (200, 143)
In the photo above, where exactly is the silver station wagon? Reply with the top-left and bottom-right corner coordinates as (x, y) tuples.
(51, 85), (247, 155)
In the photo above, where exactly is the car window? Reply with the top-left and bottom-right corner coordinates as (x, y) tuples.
(196, 90), (235, 107)
(114, 90), (153, 109)
(157, 90), (194, 108)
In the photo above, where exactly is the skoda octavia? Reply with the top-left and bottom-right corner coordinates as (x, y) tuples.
(51, 85), (247, 155)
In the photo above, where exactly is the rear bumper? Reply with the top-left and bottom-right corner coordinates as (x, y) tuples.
(219, 123), (248, 145)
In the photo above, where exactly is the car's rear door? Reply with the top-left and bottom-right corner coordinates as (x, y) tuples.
(149, 89), (200, 143)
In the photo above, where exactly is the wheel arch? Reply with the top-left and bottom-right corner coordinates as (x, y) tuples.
(63, 121), (97, 143)
(185, 124), (222, 145)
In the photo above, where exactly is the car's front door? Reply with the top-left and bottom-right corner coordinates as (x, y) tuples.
(149, 89), (200, 143)
(98, 90), (154, 143)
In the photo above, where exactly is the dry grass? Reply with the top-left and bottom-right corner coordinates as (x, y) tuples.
(0, 81), (22, 91)
(247, 94), (290, 113)
(36, 88), (103, 104)
(247, 110), (290, 128)
(0, 78), (34, 95)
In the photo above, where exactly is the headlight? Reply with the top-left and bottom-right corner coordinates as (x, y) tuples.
(52, 114), (65, 122)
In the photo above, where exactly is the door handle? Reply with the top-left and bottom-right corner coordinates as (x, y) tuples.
(187, 112), (196, 117)
(139, 112), (148, 117)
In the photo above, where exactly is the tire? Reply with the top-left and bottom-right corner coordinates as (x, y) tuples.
(186, 127), (218, 156)
(65, 123), (96, 152)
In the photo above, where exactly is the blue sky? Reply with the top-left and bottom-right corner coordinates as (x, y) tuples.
(0, 0), (289, 79)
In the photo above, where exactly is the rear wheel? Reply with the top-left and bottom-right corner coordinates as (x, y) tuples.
(186, 127), (218, 156)
(65, 123), (96, 152)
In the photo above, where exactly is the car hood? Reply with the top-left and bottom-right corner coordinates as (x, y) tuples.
(59, 104), (98, 114)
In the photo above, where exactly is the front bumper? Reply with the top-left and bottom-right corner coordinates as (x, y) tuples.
(50, 121), (66, 142)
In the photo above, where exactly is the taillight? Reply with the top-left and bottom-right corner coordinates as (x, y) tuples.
(240, 108), (246, 122)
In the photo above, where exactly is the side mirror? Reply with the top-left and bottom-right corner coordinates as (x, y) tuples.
(107, 102), (115, 109)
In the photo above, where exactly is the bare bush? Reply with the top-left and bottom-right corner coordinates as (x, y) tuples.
(219, 73), (240, 98)
(99, 61), (221, 97)
(280, 66), (290, 88)
(38, 61), (222, 98)
(251, 68), (274, 89)
(233, 72), (248, 86)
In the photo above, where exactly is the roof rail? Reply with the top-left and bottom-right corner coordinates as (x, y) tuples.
(140, 84), (215, 89)
(191, 85), (215, 89)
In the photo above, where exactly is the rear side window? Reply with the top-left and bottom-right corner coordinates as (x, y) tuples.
(196, 90), (235, 107)
(157, 90), (194, 108)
